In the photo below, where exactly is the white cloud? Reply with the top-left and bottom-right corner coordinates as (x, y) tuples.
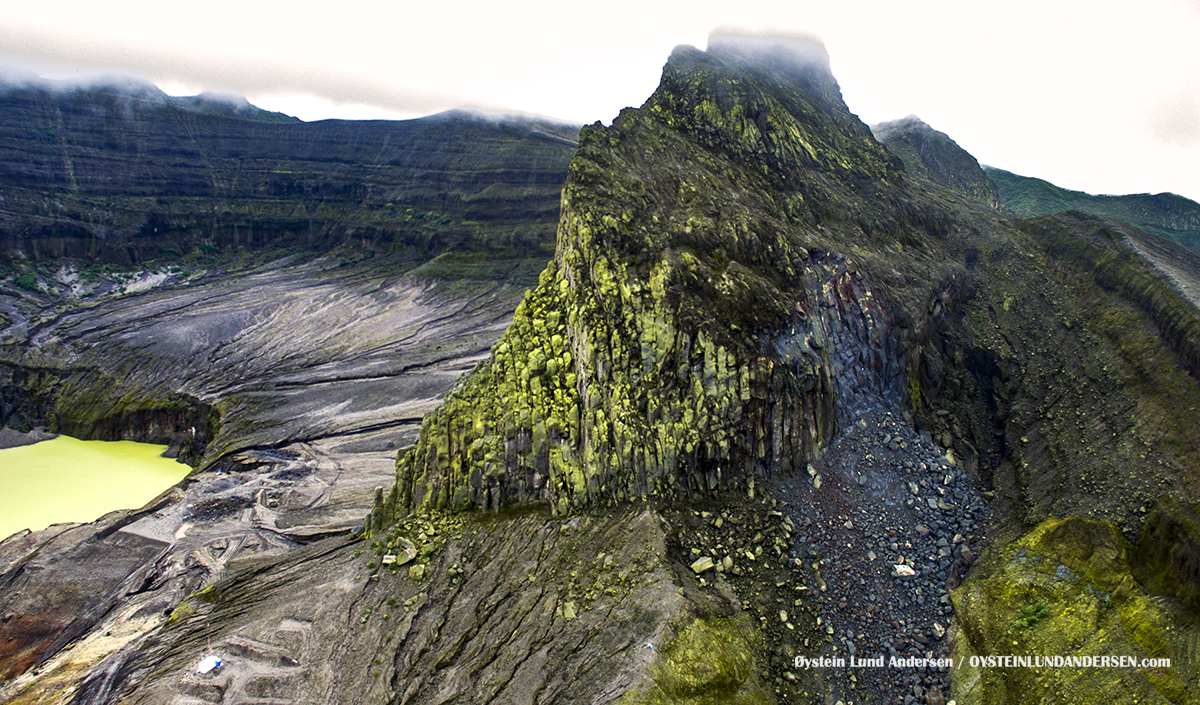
(1149, 82), (1200, 147)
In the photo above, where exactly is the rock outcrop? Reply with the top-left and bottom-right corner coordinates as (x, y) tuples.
(872, 115), (1000, 209)
(379, 35), (935, 523)
(354, 33), (1200, 704)
(953, 517), (1192, 704)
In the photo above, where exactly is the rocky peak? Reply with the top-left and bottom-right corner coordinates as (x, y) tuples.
(871, 114), (999, 208)
(373, 39), (940, 526)
(703, 31), (838, 108)
(642, 34), (901, 191)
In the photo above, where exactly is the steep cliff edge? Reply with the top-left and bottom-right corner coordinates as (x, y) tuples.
(378, 36), (949, 523)
(357, 34), (1200, 703)
(374, 35), (1200, 531)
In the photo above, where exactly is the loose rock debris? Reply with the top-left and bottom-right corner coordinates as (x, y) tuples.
(668, 409), (987, 704)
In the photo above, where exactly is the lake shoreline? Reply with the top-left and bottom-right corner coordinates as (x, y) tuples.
(0, 426), (57, 450)
(0, 434), (188, 541)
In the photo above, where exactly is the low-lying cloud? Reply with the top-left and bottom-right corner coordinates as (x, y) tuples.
(0, 23), (479, 117)
(706, 26), (831, 71)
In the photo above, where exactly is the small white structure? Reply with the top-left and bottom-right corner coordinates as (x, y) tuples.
(196, 654), (223, 674)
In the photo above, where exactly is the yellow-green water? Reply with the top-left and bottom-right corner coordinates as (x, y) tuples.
(0, 436), (191, 541)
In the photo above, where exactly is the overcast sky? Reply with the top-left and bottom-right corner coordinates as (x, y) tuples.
(2, 0), (1199, 202)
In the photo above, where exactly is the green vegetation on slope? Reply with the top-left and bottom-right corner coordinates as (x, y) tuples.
(620, 616), (770, 705)
(367, 38), (1200, 538)
(987, 167), (1200, 250)
(953, 517), (1193, 705)
(369, 38), (940, 527)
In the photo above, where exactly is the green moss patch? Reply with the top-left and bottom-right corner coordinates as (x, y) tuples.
(1136, 498), (1200, 612)
(621, 616), (772, 705)
(953, 517), (1191, 704)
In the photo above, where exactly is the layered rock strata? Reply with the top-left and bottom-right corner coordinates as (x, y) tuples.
(0, 79), (577, 264)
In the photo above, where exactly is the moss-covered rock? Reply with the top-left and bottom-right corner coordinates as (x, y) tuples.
(952, 517), (1192, 704)
(872, 115), (1000, 209)
(1136, 498), (1200, 612)
(620, 616), (772, 705)
(381, 37), (919, 523)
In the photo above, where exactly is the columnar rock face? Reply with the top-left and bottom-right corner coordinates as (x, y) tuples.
(378, 37), (931, 523)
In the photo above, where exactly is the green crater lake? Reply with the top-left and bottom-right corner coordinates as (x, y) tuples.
(0, 436), (191, 541)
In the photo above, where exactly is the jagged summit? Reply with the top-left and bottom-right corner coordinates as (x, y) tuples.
(645, 36), (898, 190)
(703, 31), (841, 109)
(870, 114), (932, 139)
(372, 38), (948, 523)
(871, 114), (999, 207)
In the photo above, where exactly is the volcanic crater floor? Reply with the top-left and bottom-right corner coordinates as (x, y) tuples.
(667, 408), (989, 705)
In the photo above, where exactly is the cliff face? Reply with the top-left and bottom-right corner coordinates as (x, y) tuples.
(5, 38), (1200, 705)
(0, 79), (577, 265)
(379, 38), (937, 522)
(357, 36), (1200, 702)
(376, 37), (1200, 536)
(0, 80), (579, 465)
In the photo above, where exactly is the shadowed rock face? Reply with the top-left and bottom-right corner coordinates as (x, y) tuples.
(98, 510), (731, 705)
(5, 36), (1200, 705)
